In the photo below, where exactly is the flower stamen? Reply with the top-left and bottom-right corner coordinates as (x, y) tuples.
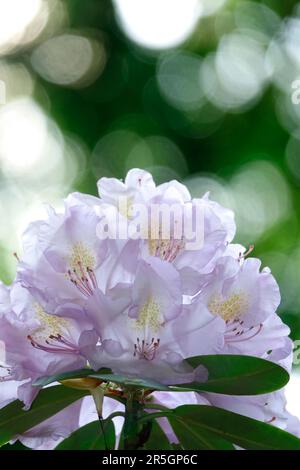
(133, 337), (160, 361)
(149, 232), (185, 263)
(27, 304), (79, 355)
(238, 244), (254, 261)
(28, 334), (80, 354)
(224, 320), (263, 343)
(67, 243), (98, 297)
(266, 416), (276, 424)
(208, 292), (249, 322)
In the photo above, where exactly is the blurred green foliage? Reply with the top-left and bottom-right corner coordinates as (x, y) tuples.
(1, 0), (300, 344)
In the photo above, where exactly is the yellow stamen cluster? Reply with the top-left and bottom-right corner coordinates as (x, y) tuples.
(134, 296), (161, 333)
(68, 242), (96, 271)
(208, 292), (248, 321)
(32, 303), (68, 341)
(148, 238), (166, 257)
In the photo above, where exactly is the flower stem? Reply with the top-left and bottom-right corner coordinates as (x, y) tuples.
(123, 392), (140, 450)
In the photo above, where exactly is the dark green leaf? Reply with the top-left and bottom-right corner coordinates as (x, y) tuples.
(55, 419), (115, 450)
(90, 373), (170, 391)
(0, 386), (88, 447)
(0, 441), (30, 451)
(142, 420), (173, 450)
(34, 369), (169, 391)
(33, 368), (111, 387)
(172, 355), (289, 395)
(169, 405), (300, 450)
(142, 411), (233, 450)
(171, 443), (184, 450)
(179, 426), (234, 450)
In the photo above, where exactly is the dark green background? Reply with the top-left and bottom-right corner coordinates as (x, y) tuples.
(1, 0), (300, 344)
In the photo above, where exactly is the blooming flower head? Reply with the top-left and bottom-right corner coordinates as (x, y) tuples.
(17, 196), (137, 307)
(83, 257), (213, 384)
(0, 282), (97, 407)
(0, 168), (299, 448)
(97, 169), (236, 295)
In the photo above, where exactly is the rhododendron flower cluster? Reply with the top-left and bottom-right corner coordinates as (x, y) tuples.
(0, 169), (299, 450)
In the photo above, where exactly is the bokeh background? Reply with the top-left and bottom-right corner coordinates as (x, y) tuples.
(0, 0), (300, 417)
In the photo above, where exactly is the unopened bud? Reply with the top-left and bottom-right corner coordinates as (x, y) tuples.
(60, 377), (102, 390)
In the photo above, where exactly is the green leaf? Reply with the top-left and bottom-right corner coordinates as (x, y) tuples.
(33, 355), (289, 398)
(33, 368), (111, 387)
(90, 373), (170, 391)
(0, 441), (30, 451)
(55, 419), (115, 450)
(141, 412), (233, 450)
(179, 427), (234, 450)
(34, 369), (169, 391)
(171, 443), (184, 450)
(172, 355), (289, 395)
(142, 420), (173, 450)
(0, 386), (89, 447)
(169, 405), (300, 450)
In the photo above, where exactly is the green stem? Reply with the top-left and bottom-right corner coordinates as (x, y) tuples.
(107, 411), (126, 420)
(122, 395), (169, 449)
(123, 392), (140, 450)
